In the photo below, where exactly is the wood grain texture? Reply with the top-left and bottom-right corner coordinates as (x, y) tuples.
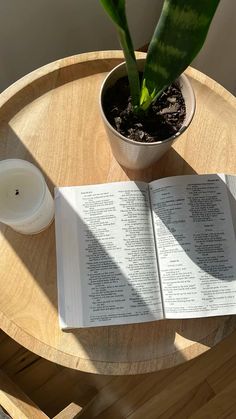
(190, 379), (236, 419)
(0, 369), (49, 419)
(53, 403), (82, 419)
(2, 329), (236, 418)
(0, 330), (96, 418)
(0, 51), (236, 375)
(77, 330), (236, 418)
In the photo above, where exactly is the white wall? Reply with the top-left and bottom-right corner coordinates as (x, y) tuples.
(0, 0), (162, 92)
(0, 0), (235, 95)
(193, 0), (236, 95)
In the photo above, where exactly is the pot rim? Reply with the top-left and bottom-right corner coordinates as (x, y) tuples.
(99, 60), (196, 147)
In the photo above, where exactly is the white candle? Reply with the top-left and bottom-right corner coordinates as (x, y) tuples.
(0, 159), (54, 234)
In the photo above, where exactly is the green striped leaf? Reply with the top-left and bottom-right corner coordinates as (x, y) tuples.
(100, 0), (140, 107)
(141, 0), (220, 110)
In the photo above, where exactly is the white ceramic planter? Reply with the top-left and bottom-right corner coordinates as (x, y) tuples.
(100, 59), (196, 170)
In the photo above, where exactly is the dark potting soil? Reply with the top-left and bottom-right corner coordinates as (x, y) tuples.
(103, 75), (186, 143)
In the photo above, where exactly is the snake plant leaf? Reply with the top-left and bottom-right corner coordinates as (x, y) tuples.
(140, 79), (157, 112)
(100, 0), (140, 108)
(141, 0), (220, 110)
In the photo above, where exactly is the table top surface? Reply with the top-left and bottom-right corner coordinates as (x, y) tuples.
(0, 51), (236, 375)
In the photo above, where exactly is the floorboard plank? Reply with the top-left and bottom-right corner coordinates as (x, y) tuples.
(207, 352), (236, 394)
(190, 378), (236, 419)
(81, 362), (193, 419)
(126, 332), (236, 419)
(1, 328), (236, 418)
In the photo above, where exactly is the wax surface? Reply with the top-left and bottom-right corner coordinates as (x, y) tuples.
(0, 169), (44, 220)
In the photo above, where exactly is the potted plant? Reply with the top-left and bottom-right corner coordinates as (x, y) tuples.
(99, 0), (220, 170)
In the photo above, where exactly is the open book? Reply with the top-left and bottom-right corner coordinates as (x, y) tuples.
(54, 174), (236, 329)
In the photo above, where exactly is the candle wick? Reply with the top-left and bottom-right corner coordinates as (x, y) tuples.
(15, 189), (19, 196)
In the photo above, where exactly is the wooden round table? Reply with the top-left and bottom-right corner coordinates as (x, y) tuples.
(0, 51), (236, 375)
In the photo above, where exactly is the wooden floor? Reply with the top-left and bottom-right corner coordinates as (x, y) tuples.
(1, 328), (236, 418)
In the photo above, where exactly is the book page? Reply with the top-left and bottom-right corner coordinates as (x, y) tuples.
(225, 174), (236, 237)
(149, 174), (236, 319)
(55, 181), (163, 328)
